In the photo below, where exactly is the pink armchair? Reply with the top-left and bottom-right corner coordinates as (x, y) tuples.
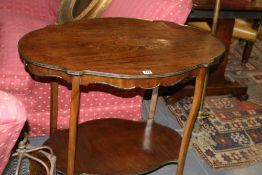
(0, 0), (144, 137)
(101, 0), (192, 25)
(0, 90), (27, 174)
(0, 0), (192, 138)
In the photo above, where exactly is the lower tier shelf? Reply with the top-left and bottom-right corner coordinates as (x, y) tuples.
(44, 118), (182, 175)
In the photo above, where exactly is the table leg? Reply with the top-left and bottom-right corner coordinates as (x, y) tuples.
(176, 68), (207, 175)
(50, 82), (58, 135)
(67, 77), (80, 175)
(143, 87), (159, 150)
(208, 19), (248, 99)
(197, 68), (209, 121)
(148, 87), (159, 120)
(241, 41), (254, 65)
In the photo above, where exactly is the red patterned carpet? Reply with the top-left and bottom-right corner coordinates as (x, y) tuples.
(165, 37), (262, 170)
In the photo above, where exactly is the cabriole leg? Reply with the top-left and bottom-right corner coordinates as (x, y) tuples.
(176, 68), (207, 175)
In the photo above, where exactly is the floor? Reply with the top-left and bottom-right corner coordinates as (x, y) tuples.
(143, 99), (262, 175)
(28, 98), (262, 175)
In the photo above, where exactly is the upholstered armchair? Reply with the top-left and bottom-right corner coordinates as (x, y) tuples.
(0, 91), (27, 174)
(0, 0), (143, 138)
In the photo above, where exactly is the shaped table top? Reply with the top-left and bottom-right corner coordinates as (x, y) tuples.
(18, 17), (225, 79)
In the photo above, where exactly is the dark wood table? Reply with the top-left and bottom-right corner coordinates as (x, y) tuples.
(18, 18), (224, 175)
(179, 0), (262, 100)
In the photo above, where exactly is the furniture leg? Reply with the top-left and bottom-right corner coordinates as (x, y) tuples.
(197, 68), (209, 122)
(67, 77), (80, 175)
(241, 40), (254, 65)
(209, 19), (248, 100)
(50, 82), (58, 135)
(148, 87), (159, 119)
(176, 68), (207, 175)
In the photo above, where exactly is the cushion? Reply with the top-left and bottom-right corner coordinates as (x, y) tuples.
(100, 0), (192, 25)
(0, 0), (61, 23)
(0, 91), (26, 174)
(0, 11), (50, 94)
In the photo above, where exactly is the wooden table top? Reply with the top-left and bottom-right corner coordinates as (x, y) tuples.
(18, 18), (224, 80)
(193, 0), (262, 11)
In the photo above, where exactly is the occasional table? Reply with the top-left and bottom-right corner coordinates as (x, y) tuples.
(18, 18), (225, 175)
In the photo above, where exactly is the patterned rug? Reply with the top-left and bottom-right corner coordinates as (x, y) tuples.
(165, 37), (262, 170)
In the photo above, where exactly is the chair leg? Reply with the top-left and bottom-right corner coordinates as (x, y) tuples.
(241, 40), (254, 65)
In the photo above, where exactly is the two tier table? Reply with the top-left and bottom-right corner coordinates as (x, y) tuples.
(18, 18), (225, 175)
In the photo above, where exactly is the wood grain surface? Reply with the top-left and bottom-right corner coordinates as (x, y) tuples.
(19, 18), (224, 79)
(44, 119), (182, 175)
